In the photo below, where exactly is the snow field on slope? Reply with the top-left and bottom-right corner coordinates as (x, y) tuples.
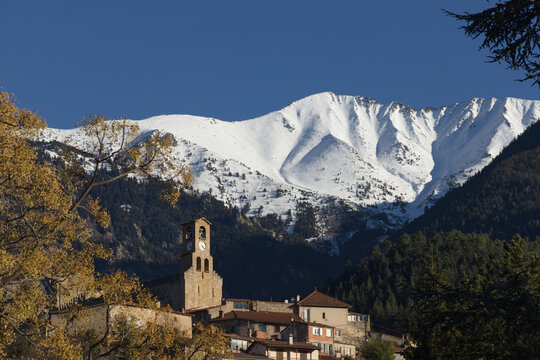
(40, 92), (540, 231)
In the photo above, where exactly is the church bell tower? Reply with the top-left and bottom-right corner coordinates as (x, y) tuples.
(179, 218), (222, 310)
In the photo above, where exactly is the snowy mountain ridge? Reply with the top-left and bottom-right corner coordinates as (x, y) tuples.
(40, 92), (540, 240)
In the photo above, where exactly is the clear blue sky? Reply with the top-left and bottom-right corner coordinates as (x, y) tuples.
(1, 1), (538, 129)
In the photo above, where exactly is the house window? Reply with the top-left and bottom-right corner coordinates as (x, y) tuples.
(233, 302), (247, 309)
(303, 309), (310, 322)
(312, 327), (321, 336)
(198, 285), (200, 294)
(212, 288), (214, 297)
(322, 312), (326, 319)
(326, 328), (331, 337)
(335, 329), (342, 337)
(323, 344), (332, 354)
(231, 339), (248, 351)
(204, 258), (209, 272)
(274, 325), (280, 332)
(196, 257), (201, 271)
(258, 324), (267, 332)
(336, 346), (342, 352)
(346, 348), (351, 355)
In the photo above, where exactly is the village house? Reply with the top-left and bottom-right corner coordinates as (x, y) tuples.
(344, 311), (371, 348)
(292, 290), (370, 353)
(280, 317), (355, 358)
(246, 336), (320, 360)
(210, 310), (304, 339)
(190, 298), (295, 323)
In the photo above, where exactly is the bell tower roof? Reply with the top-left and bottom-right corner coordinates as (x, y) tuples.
(182, 217), (212, 226)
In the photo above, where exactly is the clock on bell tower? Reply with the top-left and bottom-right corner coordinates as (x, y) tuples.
(178, 217), (222, 310)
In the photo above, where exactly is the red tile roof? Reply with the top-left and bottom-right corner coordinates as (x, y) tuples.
(298, 290), (350, 308)
(233, 353), (270, 360)
(210, 310), (304, 325)
(182, 217), (212, 225)
(251, 339), (320, 351)
(303, 321), (334, 328)
(348, 311), (369, 316)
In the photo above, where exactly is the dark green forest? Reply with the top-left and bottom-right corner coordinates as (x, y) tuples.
(327, 121), (540, 334)
(400, 120), (540, 241)
(327, 231), (540, 333)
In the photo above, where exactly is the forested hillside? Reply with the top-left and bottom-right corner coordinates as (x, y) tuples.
(327, 122), (540, 333)
(327, 231), (540, 333)
(400, 120), (540, 240)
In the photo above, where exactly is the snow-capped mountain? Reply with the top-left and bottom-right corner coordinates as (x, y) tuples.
(40, 92), (540, 239)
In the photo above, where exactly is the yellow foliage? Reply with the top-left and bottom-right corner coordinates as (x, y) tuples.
(39, 330), (83, 360)
(0, 90), (198, 358)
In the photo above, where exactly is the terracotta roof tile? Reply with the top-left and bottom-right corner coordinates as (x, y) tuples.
(182, 217), (212, 225)
(211, 310), (303, 325)
(348, 311), (369, 316)
(233, 353), (270, 360)
(298, 290), (350, 308)
(251, 339), (320, 351)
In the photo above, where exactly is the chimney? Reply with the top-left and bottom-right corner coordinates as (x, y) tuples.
(284, 299), (289, 303)
(296, 294), (300, 303)
(288, 333), (293, 345)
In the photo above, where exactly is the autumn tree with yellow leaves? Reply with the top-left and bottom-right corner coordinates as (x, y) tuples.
(0, 90), (229, 359)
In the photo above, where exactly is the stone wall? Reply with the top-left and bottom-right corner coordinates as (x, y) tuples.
(342, 320), (369, 348)
(50, 303), (192, 336)
(183, 266), (222, 310)
(253, 301), (294, 313)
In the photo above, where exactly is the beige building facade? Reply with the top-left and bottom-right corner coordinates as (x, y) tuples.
(247, 338), (320, 360)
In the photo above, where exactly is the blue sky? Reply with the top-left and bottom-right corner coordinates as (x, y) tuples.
(1, 1), (538, 129)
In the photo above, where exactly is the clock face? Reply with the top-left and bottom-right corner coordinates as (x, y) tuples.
(198, 241), (206, 251)
(186, 242), (193, 252)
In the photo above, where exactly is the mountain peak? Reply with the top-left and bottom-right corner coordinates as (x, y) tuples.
(40, 93), (540, 236)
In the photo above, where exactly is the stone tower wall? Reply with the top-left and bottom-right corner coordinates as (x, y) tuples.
(180, 218), (222, 310)
(183, 267), (223, 310)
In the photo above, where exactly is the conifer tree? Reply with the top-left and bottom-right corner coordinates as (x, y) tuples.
(407, 235), (540, 359)
(446, 0), (540, 87)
